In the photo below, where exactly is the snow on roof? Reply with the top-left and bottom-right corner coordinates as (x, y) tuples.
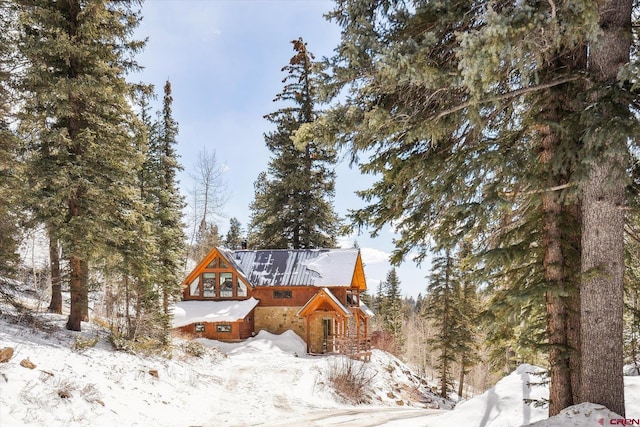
(220, 248), (359, 287)
(170, 297), (259, 328)
(297, 288), (352, 317)
(360, 300), (375, 317)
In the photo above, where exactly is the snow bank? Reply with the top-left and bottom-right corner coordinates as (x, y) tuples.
(527, 403), (622, 427)
(624, 363), (640, 376)
(426, 364), (549, 427)
(197, 329), (307, 356)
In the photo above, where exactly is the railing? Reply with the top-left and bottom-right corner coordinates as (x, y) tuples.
(330, 336), (372, 361)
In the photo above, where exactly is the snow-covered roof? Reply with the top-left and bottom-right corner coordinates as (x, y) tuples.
(220, 248), (360, 287)
(170, 297), (259, 328)
(297, 288), (352, 317)
(360, 301), (375, 318)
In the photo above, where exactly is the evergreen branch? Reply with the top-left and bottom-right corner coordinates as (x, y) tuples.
(499, 182), (575, 197)
(432, 76), (581, 121)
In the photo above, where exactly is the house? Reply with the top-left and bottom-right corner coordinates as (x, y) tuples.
(172, 247), (374, 356)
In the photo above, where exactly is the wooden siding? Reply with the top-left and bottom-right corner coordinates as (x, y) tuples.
(251, 286), (317, 306)
(177, 309), (256, 341)
(177, 321), (242, 341)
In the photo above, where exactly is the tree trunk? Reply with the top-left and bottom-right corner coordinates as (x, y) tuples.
(440, 348), (448, 398)
(565, 203), (582, 405)
(580, 158), (625, 415)
(457, 361), (465, 400)
(579, 0), (630, 416)
(66, 192), (83, 331)
(47, 229), (62, 314)
(80, 258), (89, 321)
(66, 254), (82, 331)
(540, 121), (573, 416)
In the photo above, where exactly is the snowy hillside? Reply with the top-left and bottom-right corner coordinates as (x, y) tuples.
(0, 302), (450, 427)
(1, 297), (639, 426)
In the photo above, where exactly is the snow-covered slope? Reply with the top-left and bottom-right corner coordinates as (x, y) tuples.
(0, 306), (449, 427)
(425, 364), (640, 427)
(1, 299), (639, 427)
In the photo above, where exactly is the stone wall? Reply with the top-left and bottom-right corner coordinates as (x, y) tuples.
(254, 306), (306, 340)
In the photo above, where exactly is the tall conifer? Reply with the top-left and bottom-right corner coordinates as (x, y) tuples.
(0, 2), (21, 280)
(153, 80), (186, 341)
(17, 0), (146, 331)
(298, 0), (639, 415)
(381, 268), (404, 353)
(249, 38), (341, 249)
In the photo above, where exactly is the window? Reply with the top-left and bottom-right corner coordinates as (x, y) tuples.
(237, 280), (247, 297)
(194, 323), (205, 333)
(220, 273), (233, 298)
(202, 273), (216, 297)
(189, 277), (200, 297)
(206, 258), (217, 269)
(273, 290), (292, 299)
(216, 324), (232, 333)
(346, 289), (359, 306)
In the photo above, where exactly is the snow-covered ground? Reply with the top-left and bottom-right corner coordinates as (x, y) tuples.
(1, 302), (639, 426)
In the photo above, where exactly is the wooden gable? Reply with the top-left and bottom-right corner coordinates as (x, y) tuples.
(351, 252), (367, 291)
(182, 247), (252, 301)
(297, 288), (352, 317)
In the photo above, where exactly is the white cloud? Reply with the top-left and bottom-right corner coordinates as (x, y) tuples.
(360, 247), (390, 265)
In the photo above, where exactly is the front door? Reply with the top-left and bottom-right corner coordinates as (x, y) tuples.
(322, 318), (333, 353)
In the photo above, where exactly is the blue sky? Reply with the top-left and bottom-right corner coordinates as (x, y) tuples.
(134, 0), (431, 299)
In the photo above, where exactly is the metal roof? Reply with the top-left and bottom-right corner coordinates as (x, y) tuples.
(219, 248), (360, 287)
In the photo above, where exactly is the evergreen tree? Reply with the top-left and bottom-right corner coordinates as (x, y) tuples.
(224, 217), (244, 250)
(625, 212), (640, 374)
(0, 2), (21, 282)
(151, 80), (186, 343)
(381, 268), (404, 353)
(455, 241), (480, 399)
(248, 38), (341, 249)
(424, 248), (460, 398)
(17, 0), (146, 331)
(577, 0), (631, 414)
(296, 0), (638, 415)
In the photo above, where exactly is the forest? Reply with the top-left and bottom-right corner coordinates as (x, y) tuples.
(1, 0), (640, 421)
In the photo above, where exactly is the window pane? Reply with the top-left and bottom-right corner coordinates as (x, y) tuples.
(195, 323), (205, 332)
(203, 272), (216, 297)
(220, 273), (233, 298)
(216, 324), (232, 333)
(237, 280), (247, 297)
(189, 277), (200, 296)
(273, 290), (292, 299)
(219, 258), (229, 268)
(206, 258), (217, 269)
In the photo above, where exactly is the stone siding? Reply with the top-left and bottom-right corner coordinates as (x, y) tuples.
(254, 306), (306, 340)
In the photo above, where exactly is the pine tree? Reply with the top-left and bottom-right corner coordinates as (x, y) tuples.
(424, 248), (461, 398)
(0, 2), (21, 281)
(151, 80), (186, 344)
(296, 0), (638, 415)
(455, 241), (480, 399)
(577, 0), (631, 415)
(224, 217), (244, 250)
(625, 212), (640, 375)
(381, 268), (404, 353)
(248, 38), (341, 249)
(17, 0), (146, 331)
